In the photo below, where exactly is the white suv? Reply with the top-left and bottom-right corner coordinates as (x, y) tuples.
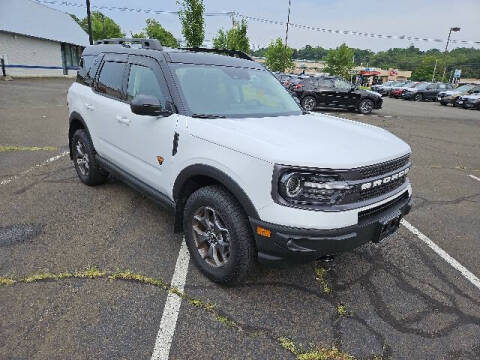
(67, 39), (412, 284)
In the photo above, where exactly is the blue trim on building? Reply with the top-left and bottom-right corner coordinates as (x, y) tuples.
(5, 64), (79, 70)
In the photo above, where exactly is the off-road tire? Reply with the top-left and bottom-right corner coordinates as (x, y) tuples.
(183, 185), (255, 284)
(72, 129), (108, 186)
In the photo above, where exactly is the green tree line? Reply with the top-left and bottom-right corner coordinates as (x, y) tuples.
(253, 45), (480, 79)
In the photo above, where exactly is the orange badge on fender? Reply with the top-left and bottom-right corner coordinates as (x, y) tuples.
(157, 156), (164, 165)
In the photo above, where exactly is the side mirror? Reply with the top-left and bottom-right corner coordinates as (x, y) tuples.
(130, 94), (172, 117)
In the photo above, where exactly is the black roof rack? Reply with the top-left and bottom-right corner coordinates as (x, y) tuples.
(180, 47), (253, 61)
(94, 38), (163, 51)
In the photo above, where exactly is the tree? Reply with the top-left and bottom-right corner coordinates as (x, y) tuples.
(212, 19), (250, 53)
(70, 12), (124, 40)
(264, 38), (294, 72)
(83, 11), (124, 40)
(324, 43), (354, 79)
(142, 19), (179, 47)
(178, 0), (205, 47)
(411, 56), (437, 81)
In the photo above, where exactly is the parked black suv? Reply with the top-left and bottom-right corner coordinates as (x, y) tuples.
(401, 82), (454, 101)
(293, 76), (382, 114)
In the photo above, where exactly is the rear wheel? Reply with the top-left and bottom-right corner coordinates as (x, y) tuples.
(414, 93), (423, 102)
(72, 129), (108, 186)
(183, 185), (255, 284)
(440, 101), (447, 106)
(358, 98), (374, 114)
(301, 95), (317, 111)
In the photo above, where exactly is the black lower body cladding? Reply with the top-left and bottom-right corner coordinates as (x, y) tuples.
(250, 190), (412, 265)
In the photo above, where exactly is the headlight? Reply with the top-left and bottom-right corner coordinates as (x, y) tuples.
(275, 168), (352, 207)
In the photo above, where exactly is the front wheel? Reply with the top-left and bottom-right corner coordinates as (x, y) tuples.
(72, 129), (108, 186)
(183, 185), (255, 284)
(414, 93), (423, 102)
(358, 98), (374, 114)
(301, 95), (317, 111)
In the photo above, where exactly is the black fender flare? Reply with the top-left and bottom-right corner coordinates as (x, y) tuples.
(68, 112), (92, 159)
(172, 164), (259, 232)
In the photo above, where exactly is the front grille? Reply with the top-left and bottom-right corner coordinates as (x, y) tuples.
(359, 176), (407, 201)
(358, 155), (410, 179)
(358, 191), (409, 221)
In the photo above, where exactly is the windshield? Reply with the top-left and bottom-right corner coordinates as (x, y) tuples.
(415, 82), (431, 90)
(171, 64), (302, 118)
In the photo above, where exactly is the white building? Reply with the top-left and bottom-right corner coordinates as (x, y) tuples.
(0, 0), (88, 77)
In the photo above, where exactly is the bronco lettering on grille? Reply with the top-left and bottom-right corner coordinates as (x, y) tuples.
(361, 168), (409, 190)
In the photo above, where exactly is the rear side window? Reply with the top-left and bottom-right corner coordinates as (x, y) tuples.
(96, 61), (126, 99)
(76, 55), (94, 86)
(317, 78), (334, 87)
(127, 64), (166, 106)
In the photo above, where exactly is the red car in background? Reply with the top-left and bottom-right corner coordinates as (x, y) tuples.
(390, 82), (420, 98)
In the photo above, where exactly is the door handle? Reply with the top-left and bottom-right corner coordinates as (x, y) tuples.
(85, 103), (95, 111)
(116, 115), (131, 125)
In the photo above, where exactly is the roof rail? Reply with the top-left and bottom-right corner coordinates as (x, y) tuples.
(94, 38), (163, 51)
(181, 47), (253, 61)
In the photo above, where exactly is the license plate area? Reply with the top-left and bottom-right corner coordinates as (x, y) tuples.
(374, 212), (402, 242)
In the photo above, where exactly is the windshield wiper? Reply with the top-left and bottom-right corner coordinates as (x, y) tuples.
(192, 113), (226, 119)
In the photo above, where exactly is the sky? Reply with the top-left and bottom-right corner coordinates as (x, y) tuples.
(45, 0), (480, 52)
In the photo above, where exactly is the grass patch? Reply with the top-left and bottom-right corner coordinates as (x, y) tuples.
(0, 145), (57, 152)
(314, 265), (331, 294)
(215, 314), (237, 328)
(108, 270), (169, 290)
(279, 336), (298, 354)
(336, 304), (349, 317)
(0, 277), (16, 286)
(279, 337), (354, 360)
(74, 267), (106, 279)
(297, 346), (354, 360)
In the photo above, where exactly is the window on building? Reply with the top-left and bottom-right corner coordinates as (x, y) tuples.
(96, 61), (126, 99)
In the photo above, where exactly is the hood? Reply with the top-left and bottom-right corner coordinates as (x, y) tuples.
(186, 113), (410, 169)
(364, 89), (382, 97)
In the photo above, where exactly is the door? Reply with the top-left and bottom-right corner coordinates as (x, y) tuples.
(332, 78), (355, 108)
(88, 55), (130, 165)
(114, 56), (178, 194)
(425, 84), (438, 100)
(315, 78), (335, 106)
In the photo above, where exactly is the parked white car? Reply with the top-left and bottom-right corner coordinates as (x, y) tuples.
(67, 38), (413, 284)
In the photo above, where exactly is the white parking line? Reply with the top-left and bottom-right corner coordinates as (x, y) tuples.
(0, 151), (69, 186)
(151, 240), (190, 360)
(468, 174), (480, 182)
(401, 219), (480, 291)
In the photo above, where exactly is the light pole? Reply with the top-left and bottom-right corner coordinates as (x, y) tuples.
(86, 0), (93, 44)
(441, 27), (460, 82)
(284, 0), (291, 72)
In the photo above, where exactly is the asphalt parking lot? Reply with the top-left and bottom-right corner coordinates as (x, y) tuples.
(1, 78), (480, 360)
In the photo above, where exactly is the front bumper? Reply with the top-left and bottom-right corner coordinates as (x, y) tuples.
(401, 92), (415, 100)
(250, 190), (412, 265)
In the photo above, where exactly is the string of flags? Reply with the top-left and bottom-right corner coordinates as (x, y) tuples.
(236, 13), (480, 46)
(34, 0), (480, 46)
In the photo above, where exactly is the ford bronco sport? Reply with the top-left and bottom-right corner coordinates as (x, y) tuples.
(68, 38), (413, 284)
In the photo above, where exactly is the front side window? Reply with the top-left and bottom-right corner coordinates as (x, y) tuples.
(96, 61), (126, 99)
(171, 64), (302, 118)
(127, 64), (166, 106)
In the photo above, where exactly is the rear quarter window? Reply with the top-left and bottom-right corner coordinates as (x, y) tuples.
(76, 55), (95, 86)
